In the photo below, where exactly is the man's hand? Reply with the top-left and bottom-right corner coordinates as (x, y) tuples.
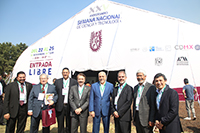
(28, 112), (33, 116)
(148, 121), (155, 127)
(48, 100), (54, 106)
(155, 120), (163, 129)
(90, 111), (95, 118)
(75, 108), (82, 115)
(113, 111), (119, 118)
(4, 113), (10, 120)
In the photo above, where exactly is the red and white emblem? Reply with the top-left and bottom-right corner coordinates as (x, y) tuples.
(90, 30), (102, 52)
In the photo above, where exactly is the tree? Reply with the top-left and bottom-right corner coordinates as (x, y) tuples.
(0, 42), (28, 76)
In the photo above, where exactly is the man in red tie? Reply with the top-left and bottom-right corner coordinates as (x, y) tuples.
(3, 71), (33, 133)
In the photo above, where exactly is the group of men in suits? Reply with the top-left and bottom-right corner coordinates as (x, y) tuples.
(2, 68), (183, 133)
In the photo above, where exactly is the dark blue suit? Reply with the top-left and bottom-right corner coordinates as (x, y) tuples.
(89, 81), (113, 133)
(28, 83), (58, 133)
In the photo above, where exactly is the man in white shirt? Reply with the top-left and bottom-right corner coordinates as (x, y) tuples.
(132, 69), (156, 133)
(54, 68), (77, 133)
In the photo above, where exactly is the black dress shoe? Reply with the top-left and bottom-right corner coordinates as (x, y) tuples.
(0, 122), (6, 125)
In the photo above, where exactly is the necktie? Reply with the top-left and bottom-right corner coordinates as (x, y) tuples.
(42, 85), (45, 93)
(20, 83), (24, 106)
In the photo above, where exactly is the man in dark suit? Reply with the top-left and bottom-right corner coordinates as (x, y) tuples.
(0, 75), (6, 125)
(132, 69), (156, 133)
(54, 67), (77, 133)
(69, 73), (91, 133)
(28, 73), (58, 133)
(4, 71), (33, 133)
(154, 73), (183, 133)
(111, 71), (133, 133)
(89, 71), (114, 133)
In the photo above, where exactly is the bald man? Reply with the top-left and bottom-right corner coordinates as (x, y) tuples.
(89, 71), (114, 133)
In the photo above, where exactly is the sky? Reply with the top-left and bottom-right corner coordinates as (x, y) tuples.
(0, 0), (200, 46)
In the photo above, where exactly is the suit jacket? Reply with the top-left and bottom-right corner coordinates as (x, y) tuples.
(111, 83), (133, 121)
(89, 81), (113, 116)
(69, 84), (91, 117)
(28, 83), (58, 118)
(132, 82), (156, 127)
(4, 81), (33, 118)
(155, 85), (183, 133)
(55, 78), (77, 112)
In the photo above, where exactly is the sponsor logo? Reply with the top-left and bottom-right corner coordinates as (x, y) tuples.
(130, 48), (140, 52)
(174, 45), (193, 50)
(165, 45), (171, 51)
(89, 4), (109, 14)
(195, 45), (200, 50)
(149, 46), (155, 52)
(155, 57), (163, 66)
(90, 30), (102, 52)
(177, 56), (188, 65)
(142, 47), (148, 52)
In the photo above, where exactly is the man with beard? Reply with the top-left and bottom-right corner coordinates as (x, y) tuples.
(4, 71), (33, 133)
(54, 68), (77, 133)
(111, 71), (133, 133)
(154, 73), (183, 133)
(89, 71), (114, 133)
(69, 73), (91, 133)
(132, 69), (156, 133)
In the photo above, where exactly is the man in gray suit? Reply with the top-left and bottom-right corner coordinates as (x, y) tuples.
(69, 73), (91, 133)
(132, 69), (156, 133)
(28, 74), (58, 133)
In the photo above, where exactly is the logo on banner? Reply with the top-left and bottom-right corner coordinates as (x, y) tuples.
(177, 56), (188, 65)
(90, 30), (102, 52)
(195, 45), (200, 50)
(155, 57), (163, 66)
(165, 45), (171, 51)
(174, 45), (193, 50)
(29, 46), (54, 76)
(149, 46), (155, 52)
(89, 4), (109, 14)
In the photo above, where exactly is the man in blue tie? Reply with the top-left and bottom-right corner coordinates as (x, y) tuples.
(89, 71), (114, 133)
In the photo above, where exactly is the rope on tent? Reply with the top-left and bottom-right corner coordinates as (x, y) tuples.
(56, 17), (77, 75)
(106, 12), (121, 69)
(168, 20), (180, 85)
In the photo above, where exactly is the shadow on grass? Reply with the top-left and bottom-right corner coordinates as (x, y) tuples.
(187, 126), (200, 133)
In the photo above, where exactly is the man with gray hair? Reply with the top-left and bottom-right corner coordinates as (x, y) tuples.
(132, 69), (156, 133)
(28, 74), (58, 133)
(89, 71), (114, 133)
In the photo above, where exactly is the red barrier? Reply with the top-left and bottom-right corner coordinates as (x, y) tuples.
(174, 87), (200, 101)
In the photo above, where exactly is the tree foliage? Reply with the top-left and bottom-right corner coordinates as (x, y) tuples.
(0, 42), (28, 76)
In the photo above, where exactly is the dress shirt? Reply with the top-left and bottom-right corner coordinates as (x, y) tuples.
(78, 85), (84, 99)
(0, 82), (2, 95)
(63, 78), (70, 103)
(17, 82), (27, 104)
(135, 81), (146, 111)
(114, 82), (127, 110)
(156, 85), (166, 110)
(100, 82), (106, 97)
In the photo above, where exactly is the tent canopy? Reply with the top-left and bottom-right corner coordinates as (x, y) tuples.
(13, 0), (200, 89)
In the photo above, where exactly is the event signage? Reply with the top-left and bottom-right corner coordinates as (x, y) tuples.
(177, 56), (189, 65)
(155, 57), (163, 66)
(90, 30), (102, 52)
(29, 46), (54, 76)
(76, 4), (121, 29)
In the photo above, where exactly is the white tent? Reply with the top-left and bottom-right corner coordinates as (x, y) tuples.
(13, 0), (200, 92)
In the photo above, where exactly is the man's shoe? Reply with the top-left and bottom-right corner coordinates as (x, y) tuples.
(193, 116), (196, 120)
(184, 117), (191, 120)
